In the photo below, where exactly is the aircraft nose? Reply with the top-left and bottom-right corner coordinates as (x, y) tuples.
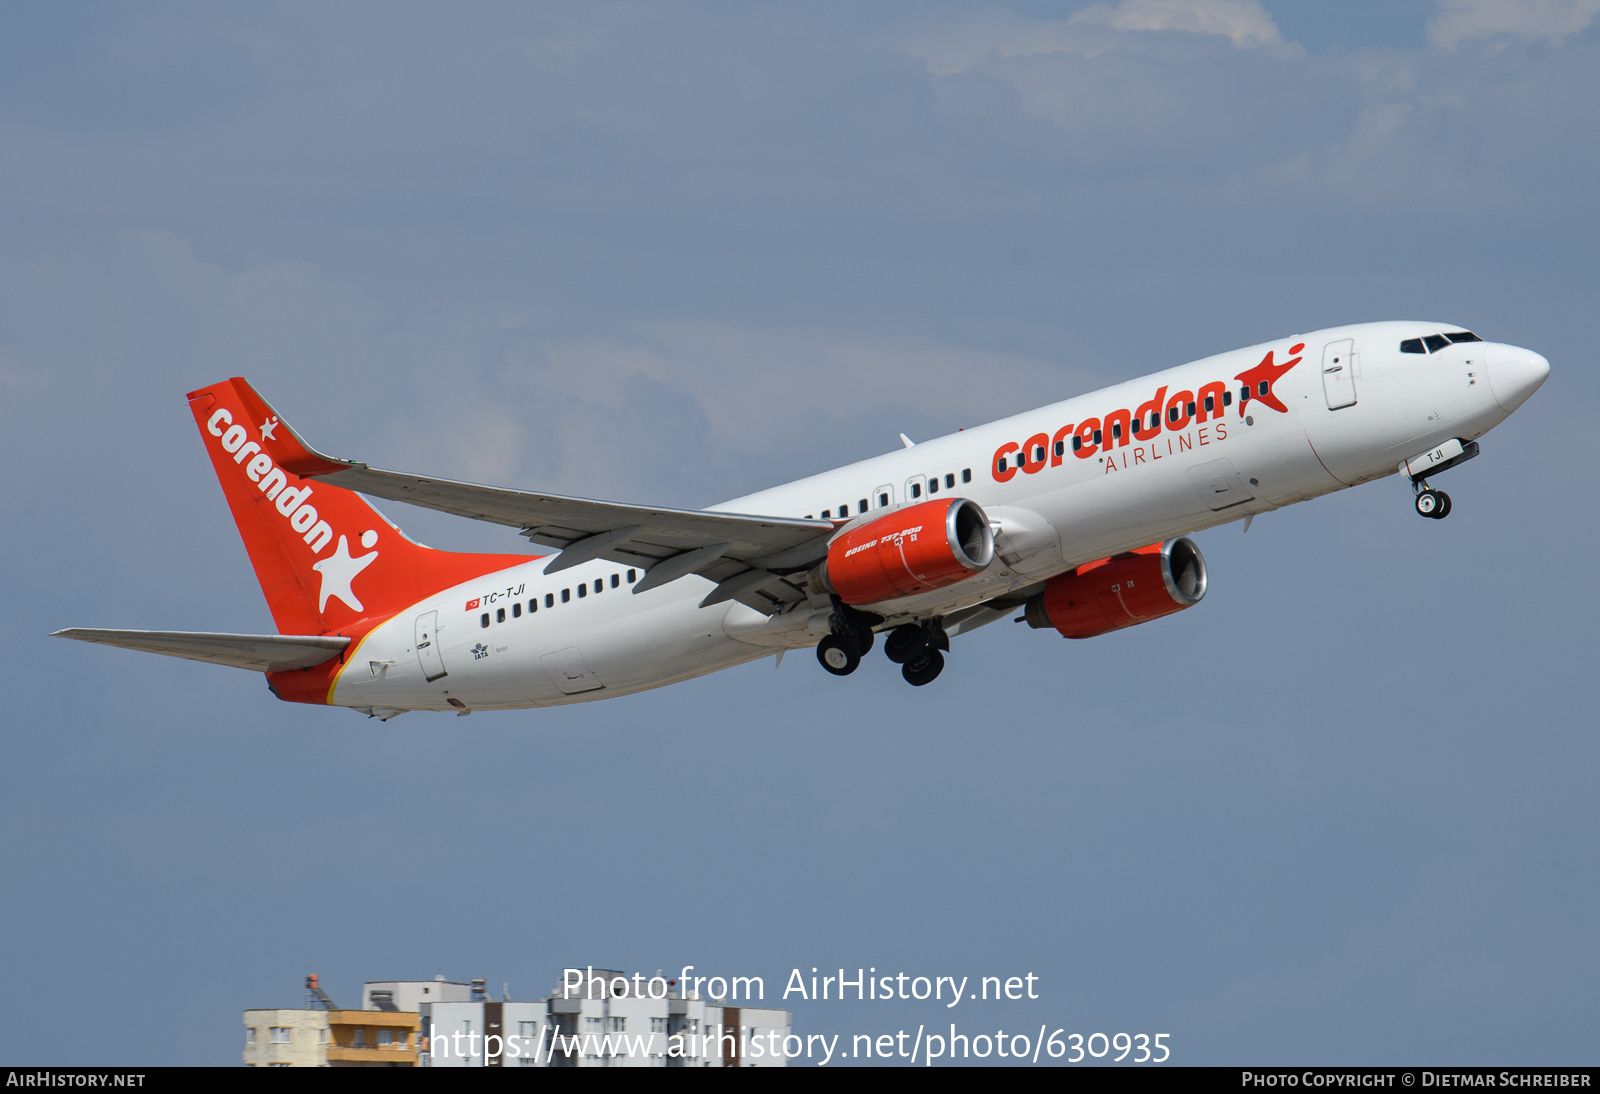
(1488, 349), (1550, 413)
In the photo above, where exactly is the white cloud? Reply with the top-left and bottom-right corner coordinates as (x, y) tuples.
(1068, 0), (1282, 48)
(901, 0), (1282, 76)
(1429, 0), (1600, 50)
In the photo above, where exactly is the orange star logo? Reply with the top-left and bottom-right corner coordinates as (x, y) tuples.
(1235, 343), (1303, 415)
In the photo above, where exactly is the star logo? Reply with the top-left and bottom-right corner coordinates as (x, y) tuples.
(471, 643), (489, 660)
(311, 534), (379, 612)
(260, 415), (279, 440)
(1235, 343), (1303, 416)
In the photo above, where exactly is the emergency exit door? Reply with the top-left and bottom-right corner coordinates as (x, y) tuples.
(1322, 338), (1357, 410)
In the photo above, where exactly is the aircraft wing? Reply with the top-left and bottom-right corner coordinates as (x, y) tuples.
(52, 629), (350, 673)
(219, 378), (836, 611)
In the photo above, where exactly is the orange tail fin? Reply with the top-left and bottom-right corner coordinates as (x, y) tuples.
(186, 378), (530, 638)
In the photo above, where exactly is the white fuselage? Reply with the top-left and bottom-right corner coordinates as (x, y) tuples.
(331, 321), (1546, 713)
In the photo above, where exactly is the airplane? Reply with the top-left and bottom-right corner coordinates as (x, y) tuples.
(54, 321), (1548, 718)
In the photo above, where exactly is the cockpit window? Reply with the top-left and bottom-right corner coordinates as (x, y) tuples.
(1445, 331), (1481, 343)
(1400, 338), (1425, 354)
(1423, 334), (1451, 352)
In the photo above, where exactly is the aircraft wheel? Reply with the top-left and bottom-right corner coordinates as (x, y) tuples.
(1433, 491), (1452, 519)
(884, 624), (926, 665)
(902, 648), (945, 687)
(851, 619), (876, 655)
(817, 635), (860, 676)
(1415, 490), (1443, 518)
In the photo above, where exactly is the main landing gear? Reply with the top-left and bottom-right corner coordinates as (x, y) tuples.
(883, 621), (949, 687)
(1412, 479), (1452, 520)
(815, 604), (877, 677)
(814, 609), (951, 687)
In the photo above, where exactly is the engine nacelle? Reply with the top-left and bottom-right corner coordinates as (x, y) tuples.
(1023, 537), (1207, 639)
(809, 498), (994, 606)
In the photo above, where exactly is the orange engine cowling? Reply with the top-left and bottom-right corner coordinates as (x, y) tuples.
(1023, 538), (1207, 639)
(810, 498), (995, 606)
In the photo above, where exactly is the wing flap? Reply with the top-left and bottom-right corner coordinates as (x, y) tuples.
(52, 629), (350, 673)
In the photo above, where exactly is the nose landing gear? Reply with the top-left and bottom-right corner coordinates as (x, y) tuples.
(1414, 487), (1451, 519)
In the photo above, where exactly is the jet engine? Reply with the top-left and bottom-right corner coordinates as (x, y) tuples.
(809, 498), (994, 606)
(1022, 537), (1207, 639)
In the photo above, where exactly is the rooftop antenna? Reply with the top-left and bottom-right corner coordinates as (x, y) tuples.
(305, 974), (337, 1011)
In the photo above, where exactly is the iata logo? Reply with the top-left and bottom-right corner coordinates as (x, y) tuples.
(205, 405), (378, 614)
(991, 342), (1303, 482)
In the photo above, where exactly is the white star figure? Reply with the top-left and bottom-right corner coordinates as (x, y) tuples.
(311, 535), (378, 612)
(260, 416), (279, 440)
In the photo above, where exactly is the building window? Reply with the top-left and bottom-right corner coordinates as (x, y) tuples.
(608, 1017), (626, 1032)
(246, 1027), (256, 1044)
(520, 1021), (538, 1038)
(355, 1029), (366, 1047)
(377, 1030), (393, 1047)
(480, 613), (489, 628)
(512, 602), (521, 618)
(270, 1027), (292, 1044)
(651, 1018), (668, 1033)
(584, 1017), (603, 1030)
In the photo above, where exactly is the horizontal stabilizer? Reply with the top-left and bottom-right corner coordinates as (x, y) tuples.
(52, 629), (350, 673)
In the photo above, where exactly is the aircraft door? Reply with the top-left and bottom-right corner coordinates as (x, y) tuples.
(414, 611), (447, 681)
(1322, 338), (1357, 410)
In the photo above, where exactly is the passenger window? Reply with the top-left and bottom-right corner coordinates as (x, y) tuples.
(529, 599), (537, 613)
(594, 579), (602, 594)
(561, 589), (570, 603)
(1204, 395), (1214, 413)
(1034, 445), (1045, 463)
(962, 469), (972, 483)
(945, 474), (955, 488)
(1424, 334), (1451, 353)
(910, 482), (921, 498)
(879, 492), (889, 506)
(1222, 391), (1232, 406)
(1072, 435), (1082, 451)
(1258, 380), (1269, 395)
(1111, 423), (1122, 440)
(1445, 331), (1482, 343)
(1168, 406), (1179, 422)
(997, 457), (1008, 472)
(926, 479), (938, 494)
(545, 593), (554, 608)
(627, 569), (637, 583)
(578, 584), (587, 599)
(1240, 386), (1251, 402)
(480, 613), (490, 628)
(512, 603), (521, 618)
(496, 607), (505, 623)
(820, 508), (830, 519)
(611, 574), (619, 588)
(1092, 429), (1102, 445)
(858, 499), (868, 513)
(1186, 401), (1196, 417)
(838, 503), (847, 515)
(1400, 338), (1425, 354)
(1054, 441), (1064, 457)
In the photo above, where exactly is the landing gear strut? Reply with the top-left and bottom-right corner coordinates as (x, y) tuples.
(884, 620), (949, 686)
(1412, 479), (1451, 520)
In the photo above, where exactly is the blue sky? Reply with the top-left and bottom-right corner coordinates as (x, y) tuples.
(2, 0), (1596, 1066)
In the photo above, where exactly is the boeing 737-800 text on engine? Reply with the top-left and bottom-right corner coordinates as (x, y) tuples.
(55, 321), (1549, 717)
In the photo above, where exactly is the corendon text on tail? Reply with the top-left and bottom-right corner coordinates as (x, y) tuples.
(54, 321), (1549, 716)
